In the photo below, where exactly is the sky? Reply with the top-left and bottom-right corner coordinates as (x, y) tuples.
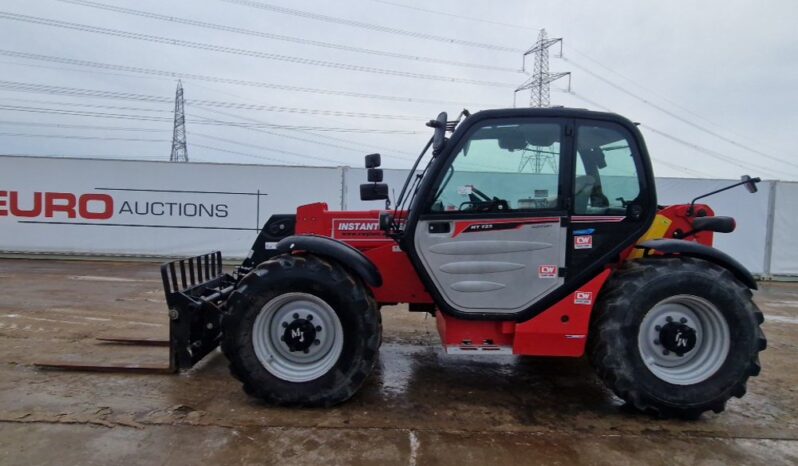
(0, 0), (796, 180)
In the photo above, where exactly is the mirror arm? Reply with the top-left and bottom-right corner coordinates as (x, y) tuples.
(687, 177), (761, 216)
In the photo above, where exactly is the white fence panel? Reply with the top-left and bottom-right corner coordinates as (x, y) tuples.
(0, 156), (343, 258)
(3, 156), (795, 276)
(770, 182), (798, 276)
(655, 178), (771, 274)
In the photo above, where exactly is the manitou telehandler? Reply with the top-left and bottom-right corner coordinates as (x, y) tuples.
(158, 107), (765, 418)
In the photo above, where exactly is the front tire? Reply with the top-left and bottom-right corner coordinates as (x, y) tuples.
(589, 257), (766, 419)
(222, 254), (381, 407)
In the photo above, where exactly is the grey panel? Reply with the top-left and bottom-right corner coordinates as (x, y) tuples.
(414, 219), (567, 315)
(440, 261), (525, 274)
(450, 281), (506, 292)
(429, 240), (551, 255)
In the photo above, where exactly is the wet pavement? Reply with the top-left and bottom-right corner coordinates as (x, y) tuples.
(0, 258), (796, 465)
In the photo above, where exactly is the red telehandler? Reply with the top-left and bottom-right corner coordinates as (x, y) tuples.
(157, 108), (765, 418)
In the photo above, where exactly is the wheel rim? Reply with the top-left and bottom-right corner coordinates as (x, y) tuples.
(637, 294), (730, 385)
(252, 292), (344, 383)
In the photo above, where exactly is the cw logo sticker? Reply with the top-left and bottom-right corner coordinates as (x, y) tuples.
(574, 291), (593, 305)
(574, 235), (593, 249)
(538, 265), (558, 279)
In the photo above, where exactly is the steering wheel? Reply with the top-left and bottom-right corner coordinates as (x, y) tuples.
(459, 185), (509, 212)
(468, 186), (492, 204)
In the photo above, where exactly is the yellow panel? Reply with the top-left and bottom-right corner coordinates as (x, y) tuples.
(628, 215), (672, 259)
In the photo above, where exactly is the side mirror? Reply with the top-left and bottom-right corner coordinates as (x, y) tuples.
(427, 112), (448, 155)
(360, 183), (389, 201)
(367, 168), (383, 182)
(365, 153), (381, 168)
(741, 174), (761, 193)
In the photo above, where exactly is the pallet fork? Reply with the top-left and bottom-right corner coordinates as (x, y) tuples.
(35, 251), (235, 374)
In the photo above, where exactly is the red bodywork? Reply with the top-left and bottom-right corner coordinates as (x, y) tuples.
(293, 202), (713, 357)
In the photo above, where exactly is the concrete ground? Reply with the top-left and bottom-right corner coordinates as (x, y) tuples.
(0, 258), (796, 465)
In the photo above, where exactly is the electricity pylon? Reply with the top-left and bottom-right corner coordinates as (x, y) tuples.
(170, 80), (188, 162)
(514, 29), (571, 108)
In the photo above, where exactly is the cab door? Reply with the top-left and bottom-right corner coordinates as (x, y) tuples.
(412, 118), (571, 316)
(568, 121), (652, 275)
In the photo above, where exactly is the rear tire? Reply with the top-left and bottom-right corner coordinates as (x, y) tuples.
(222, 254), (381, 407)
(589, 257), (766, 419)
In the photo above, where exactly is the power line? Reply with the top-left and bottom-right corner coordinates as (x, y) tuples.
(0, 132), (169, 143)
(0, 120), (168, 132)
(193, 133), (348, 165)
(0, 49), (498, 107)
(59, 0), (519, 74)
(220, 0), (522, 52)
(191, 106), (419, 162)
(369, 0), (538, 31)
(367, 0), (789, 172)
(0, 153), (211, 161)
(567, 50), (785, 155)
(0, 96), (171, 113)
(0, 103), (420, 133)
(0, 130), (359, 166)
(564, 90), (791, 179)
(567, 50), (723, 130)
(191, 142), (294, 165)
(0, 80), (424, 120)
(0, 12), (516, 88)
(640, 125), (787, 179)
(184, 81), (424, 159)
(563, 57), (798, 172)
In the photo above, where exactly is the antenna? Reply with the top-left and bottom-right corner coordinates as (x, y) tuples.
(170, 80), (188, 162)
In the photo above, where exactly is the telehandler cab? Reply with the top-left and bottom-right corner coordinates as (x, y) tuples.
(159, 107), (765, 418)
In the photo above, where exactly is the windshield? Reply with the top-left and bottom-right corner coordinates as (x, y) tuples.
(431, 121), (562, 213)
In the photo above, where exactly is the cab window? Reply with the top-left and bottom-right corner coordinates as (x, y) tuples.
(430, 121), (562, 213)
(574, 124), (642, 215)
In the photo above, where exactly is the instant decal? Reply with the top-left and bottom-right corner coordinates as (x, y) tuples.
(332, 219), (384, 241)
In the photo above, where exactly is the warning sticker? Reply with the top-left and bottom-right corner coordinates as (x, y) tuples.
(574, 235), (593, 250)
(538, 265), (558, 279)
(574, 291), (593, 305)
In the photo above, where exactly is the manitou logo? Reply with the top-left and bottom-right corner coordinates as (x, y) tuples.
(0, 190), (113, 220)
(291, 328), (305, 342)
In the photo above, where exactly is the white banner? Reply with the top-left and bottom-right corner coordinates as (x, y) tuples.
(0, 156), (343, 258)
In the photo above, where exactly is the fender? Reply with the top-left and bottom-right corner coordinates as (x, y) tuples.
(636, 239), (757, 289)
(275, 235), (383, 287)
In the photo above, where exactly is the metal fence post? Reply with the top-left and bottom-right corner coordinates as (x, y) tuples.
(762, 180), (779, 279)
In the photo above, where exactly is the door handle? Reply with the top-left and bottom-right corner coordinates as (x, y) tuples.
(428, 222), (451, 234)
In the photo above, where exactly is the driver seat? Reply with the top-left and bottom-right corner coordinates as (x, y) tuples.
(574, 175), (595, 214)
